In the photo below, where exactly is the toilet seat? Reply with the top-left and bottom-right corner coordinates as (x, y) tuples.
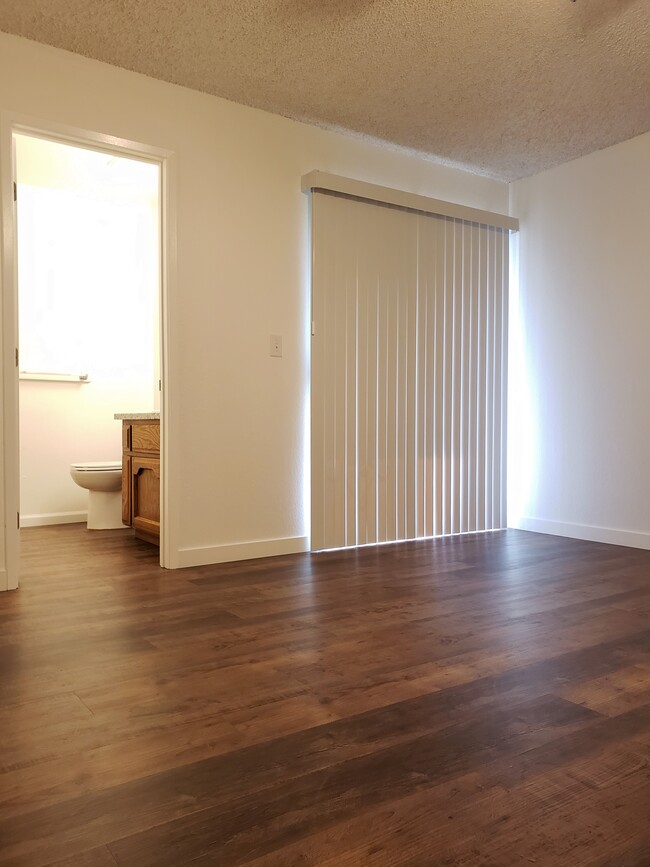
(71, 461), (122, 472)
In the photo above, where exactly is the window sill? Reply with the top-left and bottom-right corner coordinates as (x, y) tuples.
(19, 372), (90, 383)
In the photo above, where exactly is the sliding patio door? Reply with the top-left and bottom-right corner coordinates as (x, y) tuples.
(310, 190), (510, 551)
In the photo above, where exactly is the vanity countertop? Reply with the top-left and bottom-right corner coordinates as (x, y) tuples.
(114, 412), (160, 420)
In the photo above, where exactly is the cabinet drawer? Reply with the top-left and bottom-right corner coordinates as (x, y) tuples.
(131, 423), (160, 454)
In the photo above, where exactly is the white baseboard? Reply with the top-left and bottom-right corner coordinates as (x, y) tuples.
(20, 511), (87, 528)
(175, 535), (309, 568)
(510, 517), (650, 550)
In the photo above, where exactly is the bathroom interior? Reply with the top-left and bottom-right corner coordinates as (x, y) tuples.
(15, 133), (162, 555)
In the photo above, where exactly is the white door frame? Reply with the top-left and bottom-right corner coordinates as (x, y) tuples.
(0, 113), (178, 588)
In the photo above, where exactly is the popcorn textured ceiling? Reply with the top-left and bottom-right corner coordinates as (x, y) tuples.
(1, 0), (648, 180)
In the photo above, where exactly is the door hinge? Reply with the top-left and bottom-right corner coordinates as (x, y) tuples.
(17, 512), (20, 529)
(15, 347), (19, 367)
(14, 181), (17, 202)
(158, 378), (161, 391)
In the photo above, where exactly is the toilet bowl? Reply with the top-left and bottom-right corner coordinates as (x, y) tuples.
(70, 461), (123, 529)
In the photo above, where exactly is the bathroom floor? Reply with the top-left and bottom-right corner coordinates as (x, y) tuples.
(0, 524), (649, 866)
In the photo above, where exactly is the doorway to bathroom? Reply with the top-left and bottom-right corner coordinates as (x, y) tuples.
(11, 130), (166, 576)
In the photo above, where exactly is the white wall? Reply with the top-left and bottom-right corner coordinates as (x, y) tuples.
(20, 379), (152, 525)
(0, 32), (509, 572)
(509, 132), (650, 549)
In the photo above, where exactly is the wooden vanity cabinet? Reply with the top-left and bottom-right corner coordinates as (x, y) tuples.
(121, 419), (160, 546)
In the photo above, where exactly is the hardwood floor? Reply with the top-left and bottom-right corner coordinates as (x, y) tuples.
(1, 525), (649, 866)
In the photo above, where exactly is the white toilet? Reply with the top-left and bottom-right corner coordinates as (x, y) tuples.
(70, 461), (123, 529)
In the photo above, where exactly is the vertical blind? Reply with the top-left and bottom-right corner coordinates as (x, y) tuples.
(311, 190), (510, 551)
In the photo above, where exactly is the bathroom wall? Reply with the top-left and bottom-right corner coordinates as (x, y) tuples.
(16, 135), (160, 525)
(0, 32), (509, 575)
(20, 379), (152, 525)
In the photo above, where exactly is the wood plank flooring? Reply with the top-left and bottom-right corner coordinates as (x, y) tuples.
(0, 525), (649, 866)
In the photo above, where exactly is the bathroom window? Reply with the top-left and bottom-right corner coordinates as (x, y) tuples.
(15, 135), (159, 384)
(18, 185), (90, 380)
